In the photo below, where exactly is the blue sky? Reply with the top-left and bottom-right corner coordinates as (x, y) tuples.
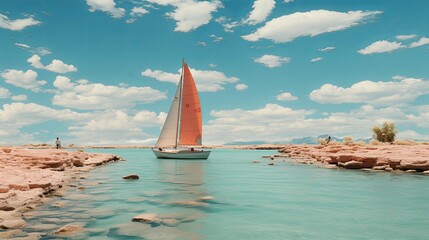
(1, 0), (429, 145)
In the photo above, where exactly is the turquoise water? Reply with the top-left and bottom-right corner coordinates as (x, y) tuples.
(22, 149), (429, 239)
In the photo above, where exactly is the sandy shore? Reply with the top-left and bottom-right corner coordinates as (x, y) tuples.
(0, 146), (121, 236)
(271, 143), (429, 173)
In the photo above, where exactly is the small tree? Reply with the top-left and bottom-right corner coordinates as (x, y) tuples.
(372, 122), (397, 143)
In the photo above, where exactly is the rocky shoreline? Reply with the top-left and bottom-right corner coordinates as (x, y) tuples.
(271, 143), (429, 173)
(0, 146), (122, 238)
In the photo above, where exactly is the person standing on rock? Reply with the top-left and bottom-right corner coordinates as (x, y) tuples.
(56, 137), (62, 149)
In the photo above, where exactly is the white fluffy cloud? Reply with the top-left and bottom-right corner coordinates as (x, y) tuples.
(0, 101), (166, 145)
(1, 69), (46, 92)
(52, 76), (167, 110)
(0, 87), (11, 99)
(203, 102), (429, 144)
(409, 37), (429, 48)
(209, 34), (223, 42)
(11, 94), (27, 101)
(318, 46), (335, 52)
(310, 57), (323, 62)
(205, 104), (315, 144)
(235, 84), (248, 91)
(310, 77), (429, 106)
(276, 92), (297, 101)
(395, 34), (417, 40)
(0, 13), (41, 31)
(142, 67), (239, 92)
(15, 43), (30, 48)
(358, 36), (429, 54)
(67, 110), (165, 145)
(242, 10), (381, 43)
(215, 16), (241, 33)
(131, 7), (149, 17)
(0, 102), (89, 126)
(254, 55), (291, 68)
(358, 40), (405, 54)
(86, 0), (125, 18)
(0, 87), (27, 101)
(244, 0), (276, 25)
(146, 0), (222, 32)
(27, 55), (77, 73)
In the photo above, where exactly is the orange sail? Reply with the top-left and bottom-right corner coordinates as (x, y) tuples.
(178, 63), (202, 146)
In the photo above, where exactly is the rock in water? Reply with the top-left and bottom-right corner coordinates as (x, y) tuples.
(132, 213), (160, 223)
(162, 218), (180, 227)
(52, 224), (83, 236)
(197, 196), (215, 202)
(342, 161), (363, 169)
(0, 219), (27, 229)
(123, 175), (139, 180)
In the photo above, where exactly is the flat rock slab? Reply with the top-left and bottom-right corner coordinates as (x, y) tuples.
(52, 224), (83, 236)
(0, 218), (27, 229)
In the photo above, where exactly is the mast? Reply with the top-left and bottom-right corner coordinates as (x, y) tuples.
(174, 59), (185, 148)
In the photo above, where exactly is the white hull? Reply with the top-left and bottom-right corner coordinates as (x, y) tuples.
(152, 149), (211, 159)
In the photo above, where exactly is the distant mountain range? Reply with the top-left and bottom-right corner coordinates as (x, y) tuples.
(225, 135), (372, 145)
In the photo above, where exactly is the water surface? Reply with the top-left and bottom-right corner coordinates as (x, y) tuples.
(23, 149), (429, 239)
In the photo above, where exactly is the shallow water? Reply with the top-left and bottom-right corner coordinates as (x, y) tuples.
(22, 149), (429, 239)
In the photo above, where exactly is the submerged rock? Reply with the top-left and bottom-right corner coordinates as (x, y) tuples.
(0, 218), (27, 229)
(52, 224), (83, 236)
(122, 175), (139, 180)
(0, 229), (23, 238)
(162, 218), (180, 227)
(197, 196), (215, 202)
(170, 200), (208, 207)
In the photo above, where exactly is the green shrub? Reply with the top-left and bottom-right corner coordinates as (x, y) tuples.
(372, 122), (397, 143)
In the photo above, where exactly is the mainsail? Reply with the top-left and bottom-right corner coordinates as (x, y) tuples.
(155, 61), (203, 148)
(178, 63), (202, 146)
(155, 77), (182, 148)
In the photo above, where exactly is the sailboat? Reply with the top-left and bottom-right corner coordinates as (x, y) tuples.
(152, 60), (211, 159)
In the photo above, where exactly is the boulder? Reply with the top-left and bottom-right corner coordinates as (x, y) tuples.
(342, 161), (363, 169)
(122, 175), (139, 180)
(73, 159), (84, 167)
(132, 213), (160, 223)
(372, 165), (386, 171)
(52, 224), (83, 236)
(399, 160), (429, 171)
